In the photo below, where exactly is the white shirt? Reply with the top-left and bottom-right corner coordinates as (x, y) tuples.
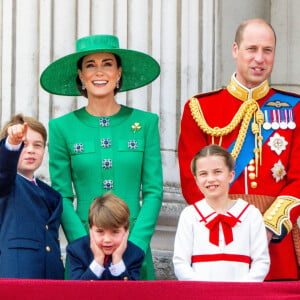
(90, 259), (126, 278)
(173, 199), (270, 282)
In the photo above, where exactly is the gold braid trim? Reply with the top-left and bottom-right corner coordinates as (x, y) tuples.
(189, 97), (261, 160)
(231, 103), (257, 159)
(264, 196), (300, 236)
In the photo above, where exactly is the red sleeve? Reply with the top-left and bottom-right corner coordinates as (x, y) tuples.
(178, 100), (207, 204)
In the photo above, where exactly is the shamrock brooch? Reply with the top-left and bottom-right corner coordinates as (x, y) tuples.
(132, 122), (141, 133)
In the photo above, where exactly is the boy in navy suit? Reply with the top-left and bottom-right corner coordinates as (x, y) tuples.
(66, 192), (145, 280)
(0, 114), (64, 279)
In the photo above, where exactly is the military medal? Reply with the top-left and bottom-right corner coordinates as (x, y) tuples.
(279, 110), (288, 129)
(263, 110), (272, 130)
(271, 110), (279, 130)
(271, 160), (286, 182)
(267, 133), (288, 155)
(287, 109), (296, 129)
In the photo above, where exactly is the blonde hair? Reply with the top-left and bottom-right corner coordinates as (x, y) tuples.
(0, 114), (47, 146)
(88, 192), (130, 230)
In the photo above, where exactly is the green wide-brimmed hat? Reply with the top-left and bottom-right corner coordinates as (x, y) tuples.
(40, 35), (160, 95)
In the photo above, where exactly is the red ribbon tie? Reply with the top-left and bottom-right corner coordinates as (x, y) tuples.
(205, 214), (239, 246)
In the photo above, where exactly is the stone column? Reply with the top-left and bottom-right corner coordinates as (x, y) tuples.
(271, 0), (300, 93)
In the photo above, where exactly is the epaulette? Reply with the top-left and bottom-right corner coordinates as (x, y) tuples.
(272, 88), (300, 99)
(191, 88), (224, 100)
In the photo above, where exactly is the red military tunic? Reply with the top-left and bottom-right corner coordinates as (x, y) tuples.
(178, 75), (300, 280)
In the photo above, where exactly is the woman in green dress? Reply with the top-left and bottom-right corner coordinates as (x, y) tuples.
(40, 35), (163, 280)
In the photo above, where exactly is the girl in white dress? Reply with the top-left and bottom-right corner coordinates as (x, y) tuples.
(173, 144), (270, 281)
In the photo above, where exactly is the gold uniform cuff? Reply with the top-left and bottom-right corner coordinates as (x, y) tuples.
(263, 196), (300, 236)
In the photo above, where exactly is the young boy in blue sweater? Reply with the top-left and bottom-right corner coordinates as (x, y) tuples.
(67, 192), (145, 280)
(0, 114), (64, 279)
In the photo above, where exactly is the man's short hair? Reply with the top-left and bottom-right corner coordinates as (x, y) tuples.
(235, 18), (276, 47)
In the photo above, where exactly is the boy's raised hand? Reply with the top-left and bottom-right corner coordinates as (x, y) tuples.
(90, 230), (105, 266)
(7, 123), (28, 145)
(112, 230), (129, 265)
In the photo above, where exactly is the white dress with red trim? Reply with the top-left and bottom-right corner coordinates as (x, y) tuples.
(173, 199), (270, 282)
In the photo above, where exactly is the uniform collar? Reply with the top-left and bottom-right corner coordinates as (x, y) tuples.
(227, 73), (270, 101)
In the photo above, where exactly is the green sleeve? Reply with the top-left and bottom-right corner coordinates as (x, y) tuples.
(128, 114), (163, 252)
(49, 119), (87, 242)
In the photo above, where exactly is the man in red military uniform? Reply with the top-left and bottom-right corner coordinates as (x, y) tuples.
(178, 18), (300, 280)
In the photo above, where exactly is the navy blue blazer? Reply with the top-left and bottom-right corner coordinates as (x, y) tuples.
(67, 235), (145, 280)
(0, 139), (64, 279)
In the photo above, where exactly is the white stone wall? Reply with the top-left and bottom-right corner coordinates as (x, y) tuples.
(0, 0), (299, 279)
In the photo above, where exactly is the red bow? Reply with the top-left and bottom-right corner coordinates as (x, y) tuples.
(205, 214), (239, 246)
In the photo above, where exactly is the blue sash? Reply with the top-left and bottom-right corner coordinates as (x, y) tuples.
(228, 92), (299, 183)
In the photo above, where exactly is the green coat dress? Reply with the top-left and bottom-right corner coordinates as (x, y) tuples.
(48, 105), (163, 280)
